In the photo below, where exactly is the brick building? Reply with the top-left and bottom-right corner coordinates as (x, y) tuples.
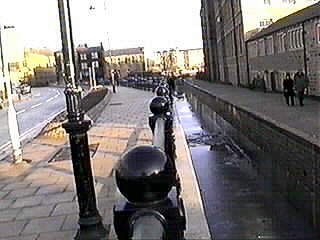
(247, 3), (320, 96)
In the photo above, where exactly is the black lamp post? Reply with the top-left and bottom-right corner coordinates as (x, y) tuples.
(57, 0), (107, 239)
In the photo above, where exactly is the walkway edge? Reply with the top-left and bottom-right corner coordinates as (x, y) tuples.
(175, 121), (212, 239)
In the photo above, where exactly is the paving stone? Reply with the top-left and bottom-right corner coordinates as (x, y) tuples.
(11, 195), (44, 208)
(16, 204), (55, 220)
(0, 208), (21, 222)
(61, 213), (78, 231)
(1, 234), (38, 240)
(51, 202), (79, 216)
(41, 191), (75, 205)
(0, 220), (28, 238)
(22, 144), (58, 163)
(29, 178), (58, 187)
(35, 184), (66, 196)
(0, 199), (13, 209)
(0, 190), (9, 199)
(3, 182), (31, 191)
(5, 187), (38, 199)
(22, 216), (65, 234)
(37, 230), (75, 240)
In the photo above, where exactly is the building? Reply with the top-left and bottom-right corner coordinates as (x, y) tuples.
(104, 47), (145, 79)
(183, 48), (205, 73)
(200, 0), (318, 86)
(153, 48), (204, 76)
(77, 43), (105, 85)
(246, 2), (320, 96)
(23, 48), (55, 84)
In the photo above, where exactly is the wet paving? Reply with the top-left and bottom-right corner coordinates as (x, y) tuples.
(175, 98), (318, 240)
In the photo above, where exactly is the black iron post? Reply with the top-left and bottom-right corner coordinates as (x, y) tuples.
(57, 0), (107, 239)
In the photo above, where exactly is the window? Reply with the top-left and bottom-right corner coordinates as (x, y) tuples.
(288, 27), (303, 49)
(80, 53), (87, 60)
(91, 52), (98, 59)
(258, 39), (265, 56)
(266, 36), (274, 55)
(277, 32), (286, 53)
(316, 23), (320, 44)
(248, 41), (258, 58)
(92, 61), (99, 68)
(81, 62), (88, 69)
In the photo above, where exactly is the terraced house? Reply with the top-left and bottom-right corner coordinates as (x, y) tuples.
(246, 2), (320, 96)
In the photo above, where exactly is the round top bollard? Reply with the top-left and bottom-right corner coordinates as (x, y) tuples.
(115, 145), (175, 204)
(149, 96), (169, 115)
(155, 85), (169, 98)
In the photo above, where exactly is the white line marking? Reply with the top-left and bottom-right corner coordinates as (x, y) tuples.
(17, 109), (26, 115)
(46, 97), (54, 103)
(31, 103), (42, 109)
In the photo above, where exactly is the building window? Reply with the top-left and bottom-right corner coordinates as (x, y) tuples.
(258, 39), (265, 56)
(91, 52), (98, 59)
(248, 41), (258, 58)
(266, 36), (274, 55)
(92, 61), (99, 68)
(81, 62), (88, 70)
(277, 32), (286, 53)
(316, 23), (320, 44)
(80, 53), (87, 60)
(288, 27), (303, 49)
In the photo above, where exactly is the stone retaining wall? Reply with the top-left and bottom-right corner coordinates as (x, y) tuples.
(181, 81), (320, 231)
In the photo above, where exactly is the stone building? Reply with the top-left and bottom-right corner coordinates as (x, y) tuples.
(200, 0), (318, 86)
(246, 3), (320, 96)
(104, 47), (145, 79)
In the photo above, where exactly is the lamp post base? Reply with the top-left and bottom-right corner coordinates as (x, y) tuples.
(12, 148), (23, 164)
(74, 219), (109, 240)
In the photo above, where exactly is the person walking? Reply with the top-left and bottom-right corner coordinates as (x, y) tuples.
(294, 70), (308, 106)
(283, 73), (295, 106)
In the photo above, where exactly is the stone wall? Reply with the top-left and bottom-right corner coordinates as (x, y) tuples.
(181, 81), (320, 231)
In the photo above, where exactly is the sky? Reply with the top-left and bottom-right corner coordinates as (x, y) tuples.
(0, 0), (203, 56)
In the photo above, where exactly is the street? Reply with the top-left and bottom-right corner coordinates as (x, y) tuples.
(0, 87), (65, 150)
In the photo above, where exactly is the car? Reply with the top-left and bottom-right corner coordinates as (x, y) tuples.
(20, 84), (31, 95)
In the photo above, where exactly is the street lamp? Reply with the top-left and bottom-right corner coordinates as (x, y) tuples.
(57, 0), (107, 239)
(0, 25), (23, 164)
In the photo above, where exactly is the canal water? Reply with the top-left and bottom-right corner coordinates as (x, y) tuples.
(175, 97), (318, 240)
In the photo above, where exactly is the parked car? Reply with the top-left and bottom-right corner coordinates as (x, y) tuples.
(20, 84), (31, 95)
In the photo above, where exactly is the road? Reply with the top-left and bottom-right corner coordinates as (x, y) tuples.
(0, 87), (65, 149)
(175, 98), (318, 240)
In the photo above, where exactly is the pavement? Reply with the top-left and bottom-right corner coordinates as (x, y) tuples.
(0, 87), (211, 240)
(185, 79), (320, 147)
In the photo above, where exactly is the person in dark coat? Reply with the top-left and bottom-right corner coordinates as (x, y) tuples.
(167, 73), (176, 104)
(283, 72), (295, 106)
(294, 70), (308, 106)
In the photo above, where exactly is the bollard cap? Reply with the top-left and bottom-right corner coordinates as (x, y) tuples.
(155, 86), (169, 97)
(115, 145), (174, 204)
(149, 96), (169, 115)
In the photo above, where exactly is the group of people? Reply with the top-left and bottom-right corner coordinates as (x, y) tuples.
(283, 70), (308, 107)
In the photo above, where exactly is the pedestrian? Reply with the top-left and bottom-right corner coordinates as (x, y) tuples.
(111, 69), (116, 93)
(294, 70), (308, 106)
(167, 73), (175, 104)
(283, 72), (294, 106)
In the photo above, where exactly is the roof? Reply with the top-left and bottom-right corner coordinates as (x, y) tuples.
(104, 47), (144, 57)
(247, 2), (320, 42)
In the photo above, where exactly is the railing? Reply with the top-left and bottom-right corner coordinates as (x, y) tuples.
(113, 82), (186, 240)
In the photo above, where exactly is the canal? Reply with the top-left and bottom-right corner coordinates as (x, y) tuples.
(175, 97), (318, 240)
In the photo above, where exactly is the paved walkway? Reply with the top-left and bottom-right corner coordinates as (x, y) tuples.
(0, 87), (210, 240)
(186, 79), (320, 146)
